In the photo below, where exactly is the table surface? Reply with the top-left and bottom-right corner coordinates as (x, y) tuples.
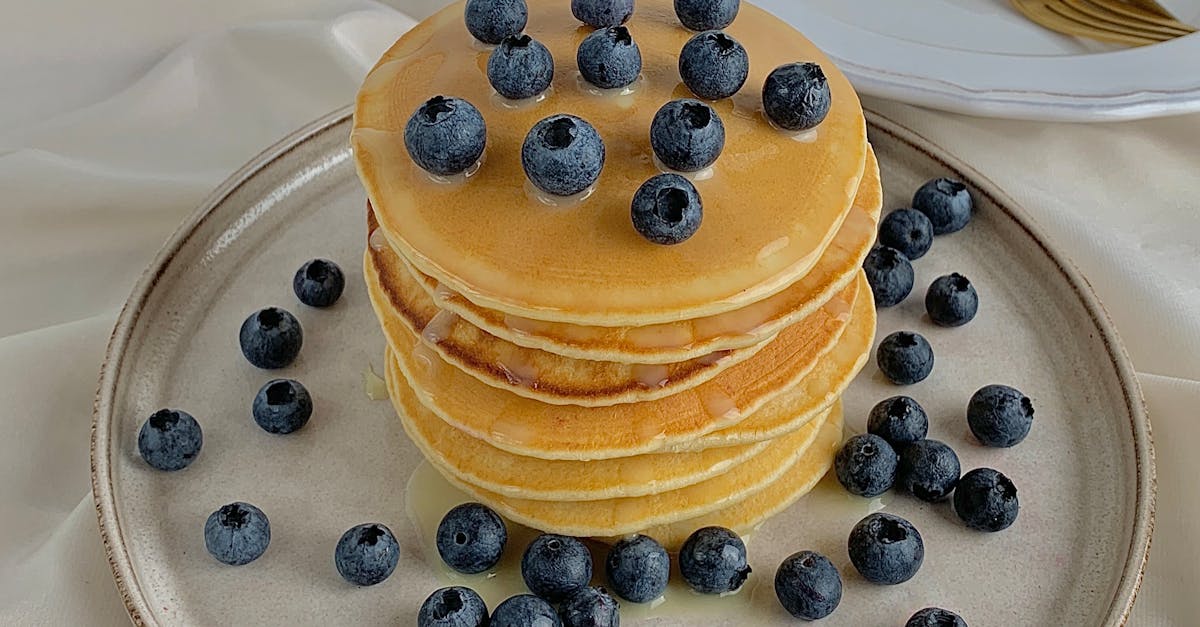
(0, 1), (1195, 625)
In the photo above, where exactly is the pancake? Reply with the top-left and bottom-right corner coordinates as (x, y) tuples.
(366, 259), (871, 459)
(420, 403), (831, 538)
(398, 149), (882, 364)
(613, 401), (844, 549)
(678, 302), (873, 450)
(354, 0), (868, 325)
(386, 357), (776, 501)
(370, 211), (847, 407)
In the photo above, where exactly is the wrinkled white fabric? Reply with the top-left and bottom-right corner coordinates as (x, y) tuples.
(0, 1), (1194, 624)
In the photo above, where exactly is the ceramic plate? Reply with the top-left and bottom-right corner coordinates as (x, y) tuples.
(756, 0), (1200, 121)
(91, 108), (1153, 626)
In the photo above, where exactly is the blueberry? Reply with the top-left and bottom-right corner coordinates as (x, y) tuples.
(773, 550), (841, 620)
(678, 526), (751, 594)
(137, 409), (202, 471)
(650, 99), (725, 172)
(906, 607), (968, 627)
(239, 307), (303, 369)
(405, 96), (488, 177)
(437, 502), (508, 574)
(954, 468), (1019, 532)
(631, 174), (702, 245)
(847, 513), (924, 585)
(419, 586), (489, 627)
(559, 586), (620, 627)
(679, 31), (748, 100)
(876, 331), (934, 385)
(867, 396), (929, 446)
(925, 273), (979, 327)
(292, 258), (345, 308)
(492, 594), (562, 627)
(465, 0), (527, 45)
(913, 177), (973, 235)
(522, 115), (605, 197)
(335, 523), (400, 586)
(967, 384), (1034, 448)
(835, 434), (898, 498)
(878, 209), (934, 261)
(674, 0), (740, 31)
(204, 502), (270, 566)
(897, 439), (961, 502)
(488, 35), (555, 100)
(763, 62), (831, 132)
(521, 534), (593, 603)
(863, 246), (914, 308)
(252, 379), (312, 435)
(577, 26), (642, 90)
(572, 0), (634, 28)
(605, 534), (669, 603)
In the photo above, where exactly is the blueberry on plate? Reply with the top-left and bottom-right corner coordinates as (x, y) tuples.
(239, 307), (303, 369)
(967, 384), (1034, 448)
(835, 434), (899, 498)
(762, 62), (831, 131)
(913, 177), (973, 235)
(678, 526), (751, 594)
(863, 246), (914, 308)
(847, 512), (924, 585)
(491, 594), (562, 627)
(572, 0), (634, 28)
(419, 586), (489, 627)
(897, 439), (961, 503)
(204, 502), (270, 566)
(867, 396), (929, 446)
(878, 208), (934, 261)
(405, 96), (488, 177)
(631, 173), (703, 245)
(437, 502), (508, 574)
(522, 115), (605, 197)
(926, 273), (979, 327)
(465, 0), (528, 45)
(675, 0), (740, 31)
(137, 409), (202, 471)
(876, 331), (934, 385)
(605, 534), (670, 603)
(650, 98), (725, 172)
(488, 35), (555, 100)
(293, 258), (345, 308)
(577, 26), (642, 90)
(907, 606), (968, 627)
(521, 534), (593, 602)
(252, 379), (312, 434)
(679, 31), (749, 100)
(335, 523), (400, 586)
(954, 468), (1019, 532)
(774, 550), (842, 620)
(559, 586), (620, 627)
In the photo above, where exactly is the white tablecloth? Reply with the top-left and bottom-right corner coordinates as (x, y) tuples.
(0, 1), (1195, 624)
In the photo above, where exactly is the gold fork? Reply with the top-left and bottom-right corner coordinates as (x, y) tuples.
(1126, 0), (1177, 19)
(1012, 0), (1195, 46)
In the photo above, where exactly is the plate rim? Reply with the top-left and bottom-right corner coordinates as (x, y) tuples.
(760, 3), (1200, 122)
(89, 106), (1156, 626)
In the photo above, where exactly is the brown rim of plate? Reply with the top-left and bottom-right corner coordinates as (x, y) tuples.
(89, 105), (1155, 627)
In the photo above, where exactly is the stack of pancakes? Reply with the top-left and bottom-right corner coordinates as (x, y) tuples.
(354, 0), (880, 548)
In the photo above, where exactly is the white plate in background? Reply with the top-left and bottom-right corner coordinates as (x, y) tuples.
(757, 0), (1200, 121)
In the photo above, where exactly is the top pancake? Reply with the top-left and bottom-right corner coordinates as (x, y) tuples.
(353, 0), (868, 326)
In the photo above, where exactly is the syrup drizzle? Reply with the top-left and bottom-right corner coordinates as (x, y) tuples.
(631, 363), (671, 389)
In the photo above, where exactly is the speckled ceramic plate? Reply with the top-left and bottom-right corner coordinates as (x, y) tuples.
(91, 107), (1154, 626)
